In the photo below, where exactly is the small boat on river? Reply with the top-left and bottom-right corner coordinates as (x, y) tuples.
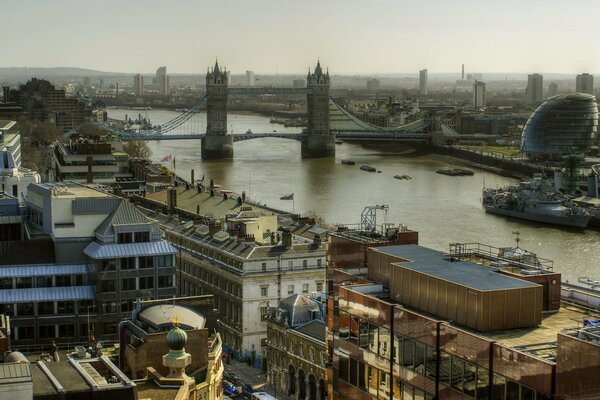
(360, 165), (377, 172)
(341, 159), (355, 165)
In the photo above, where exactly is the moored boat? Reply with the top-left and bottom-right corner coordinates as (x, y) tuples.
(394, 174), (412, 180)
(360, 165), (377, 172)
(341, 159), (355, 165)
(437, 168), (474, 176)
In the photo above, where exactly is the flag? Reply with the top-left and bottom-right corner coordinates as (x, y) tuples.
(280, 193), (294, 200)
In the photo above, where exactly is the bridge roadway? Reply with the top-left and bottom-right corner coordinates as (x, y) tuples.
(121, 131), (431, 142)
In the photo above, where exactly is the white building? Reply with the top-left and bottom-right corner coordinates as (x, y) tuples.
(163, 209), (327, 364)
(245, 70), (255, 86)
(419, 69), (428, 95)
(0, 120), (22, 167)
(0, 121), (41, 201)
(526, 73), (543, 105)
(156, 66), (169, 95)
(576, 73), (594, 95)
(473, 80), (486, 108)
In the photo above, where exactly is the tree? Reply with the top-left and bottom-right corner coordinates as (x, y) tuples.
(78, 122), (107, 138)
(123, 139), (152, 159)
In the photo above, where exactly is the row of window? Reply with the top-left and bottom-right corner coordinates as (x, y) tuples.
(100, 275), (174, 293)
(338, 355), (434, 400)
(0, 274), (85, 290)
(259, 281), (324, 298)
(260, 258), (323, 271)
(2, 300), (94, 317)
(168, 232), (245, 270)
(180, 258), (242, 298)
(14, 323), (95, 341)
(101, 255), (173, 272)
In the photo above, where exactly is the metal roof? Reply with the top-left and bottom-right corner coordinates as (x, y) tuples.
(377, 245), (539, 291)
(0, 264), (88, 278)
(0, 286), (94, 303)
(83, 240), (177, 259)
(0, 362), (32, 384)
(72, 197), (120, 215)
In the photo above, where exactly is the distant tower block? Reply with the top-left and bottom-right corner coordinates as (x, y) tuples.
(202, 60), (233, 160)
(302, 60), (335, 158)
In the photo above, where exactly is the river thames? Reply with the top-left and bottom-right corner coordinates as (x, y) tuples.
(108, 108), (600, 282)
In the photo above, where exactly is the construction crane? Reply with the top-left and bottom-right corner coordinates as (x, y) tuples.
(360, 205), (389, 233)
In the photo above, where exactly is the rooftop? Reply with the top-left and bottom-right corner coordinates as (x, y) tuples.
(31, 181), (112, 199)
(0, 120), (17, 132)
(377, 245), (539, 291)
(138, 304), (206, 331)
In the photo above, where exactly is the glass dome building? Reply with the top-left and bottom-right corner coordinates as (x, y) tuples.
(521, 93), (598, 160)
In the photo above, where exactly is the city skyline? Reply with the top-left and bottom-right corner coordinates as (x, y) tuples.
(3, 0), (600, 75)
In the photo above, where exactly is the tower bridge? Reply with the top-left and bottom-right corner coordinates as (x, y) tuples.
(95, 60), (432, 159)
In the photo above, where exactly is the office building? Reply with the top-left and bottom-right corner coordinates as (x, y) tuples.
(1, 182), (178, 345)
(526, 73), (544, 105)
(473, 80), (486, 108)
(266, 293), (327, 400)
(156, 66), (169, 95)
(246, 70), (255, 86)
(576, 73), (594, 95)
(366, 79), (380, 91)
(419, 69), (428, 95)
(327, 231), (600, 400)
(144, 191), (327, 365)
(521, 93), (598, 159)
(133, 73), (144, 96)
(6, 78), (90, 133)
(548, 82), (559, 97)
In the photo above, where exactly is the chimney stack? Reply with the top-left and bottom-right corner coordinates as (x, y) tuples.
(282, 230), (293, 248)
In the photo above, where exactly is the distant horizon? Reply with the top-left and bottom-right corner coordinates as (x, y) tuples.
(1, 66), (597, 79)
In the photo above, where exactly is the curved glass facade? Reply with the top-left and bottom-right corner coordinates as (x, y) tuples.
(521, 93), (598, 160)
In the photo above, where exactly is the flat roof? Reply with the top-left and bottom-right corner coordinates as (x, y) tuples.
(377, 245), (539, 291)
(138, 304), (206, 330)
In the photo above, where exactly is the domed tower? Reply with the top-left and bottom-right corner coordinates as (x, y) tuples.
(303, 60), (335, 158)
(202, 60), (233, 159)
(162, 318), (193, 381)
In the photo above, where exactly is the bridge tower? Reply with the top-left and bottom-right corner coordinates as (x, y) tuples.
(202, 60), (233, 159)
(302, 60), (335, 158)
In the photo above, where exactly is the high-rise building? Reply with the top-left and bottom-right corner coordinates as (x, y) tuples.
(419, 69), (428, 95)
(576, 73), (594, 95)
(548, 82), (559, 97)
(7, 78), (90, 133)
(245, 70), (255, 86)
(526, 73), (544, 105)
(473, 80), (486, 108)
(133, 73), (144, 96)
(156, 66), (169, 95)
(366, 78), (380, 91)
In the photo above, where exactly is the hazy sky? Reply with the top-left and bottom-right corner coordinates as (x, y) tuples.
(4, 0), (600, 75)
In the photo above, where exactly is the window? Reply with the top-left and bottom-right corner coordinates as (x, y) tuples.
(102, 260), (116, 272)
(288, 260), (293, 268)
(102, 301), (118, 314)
(287, 285), (294, 294)
(139, 257), (154, 269)
(18, 326), (34, 340)
(122, 278), (136, 291)
(16, 277), (32, 289)
(55, 275), (71, 287)
(261, 286), (268, 297)
(134, 231), (149, 243)
(101, 280), (116, 292)
(39, 325), (55, 339)
(0, 278), (12, 289)
(38, 302), (54, 315)
(157, 255), (173, 268)
(36, 276), (52, 288)
(158, 275), (174, 288)
(317, 259), (322, 267)
(118, 232), (133, 243)
(78, 300), (94, 314)
(120, 257), (136, 270)
(139, 277), (153, 290)
(260, 306), (268, 321)
(58, 324), (75, 337)
(17, 303), (33, 316)
(303, 260), (308, 268)
(57, 301), (74, 314)
(302, 283), (309, 294)
(316, 282), (323, 292)
(261, 262), (267, 271)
